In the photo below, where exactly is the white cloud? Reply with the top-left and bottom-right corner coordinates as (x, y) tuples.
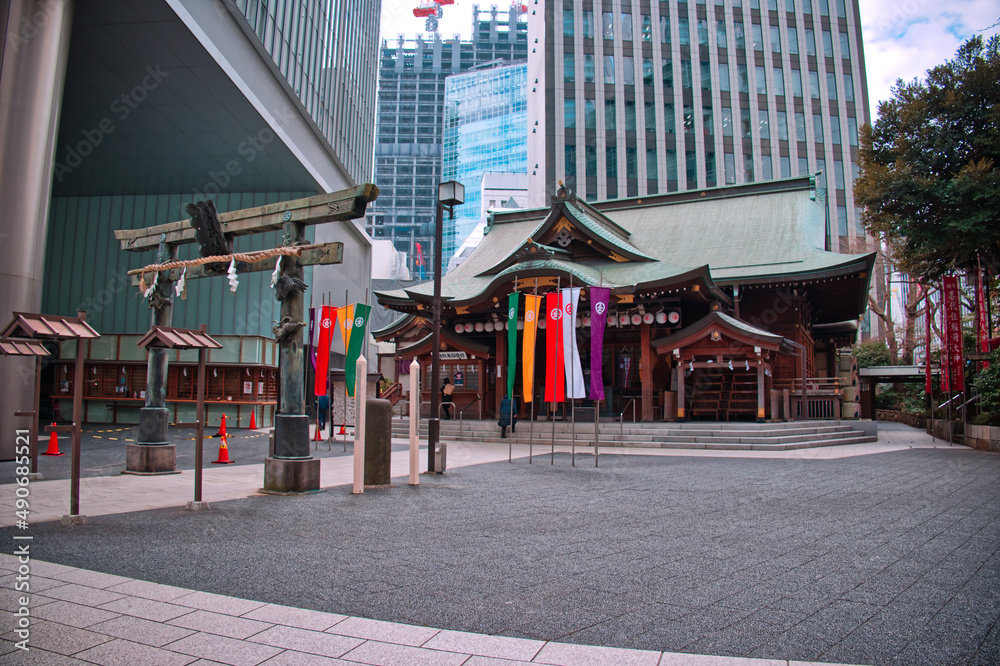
(861, 0), (1000, 120)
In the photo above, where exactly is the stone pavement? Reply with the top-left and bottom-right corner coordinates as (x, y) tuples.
(1, 423), (998, 665)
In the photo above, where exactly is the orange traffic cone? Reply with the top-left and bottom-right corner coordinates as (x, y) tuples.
(215, 413), (228, 438)
(338, 424), (345, 435)
(249, 410), (257, 430)
(313, 423), (323, 441)
(41, 423), (65, 457)
(212, 434), (234, 464)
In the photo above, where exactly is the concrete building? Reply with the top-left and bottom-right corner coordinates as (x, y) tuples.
(0, 0), (379, 459)
(527, 0), (870, 255)
(369, 4), (528, 279)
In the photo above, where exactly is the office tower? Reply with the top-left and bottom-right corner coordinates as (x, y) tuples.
(370, 5), (528, 279)
(528, 0), (869, 251)
(442, 62), (529, 261)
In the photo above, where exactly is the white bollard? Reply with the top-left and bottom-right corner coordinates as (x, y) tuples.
(409, 358), (420, 485)
(352, 355), (367, 494)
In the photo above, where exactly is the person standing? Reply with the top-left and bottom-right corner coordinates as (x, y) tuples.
(498, 395), (518, 438)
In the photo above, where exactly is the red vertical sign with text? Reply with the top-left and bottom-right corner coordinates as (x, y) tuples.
(943, 276), (964, 391)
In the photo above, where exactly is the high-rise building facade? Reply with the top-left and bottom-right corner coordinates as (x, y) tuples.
(370, 5), (528, 278)
(442, 62), (528, 260)
(0, 0), (380, 455)
(528, 0), (870, 251)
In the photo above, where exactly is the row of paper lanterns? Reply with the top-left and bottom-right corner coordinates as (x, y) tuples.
(454, 310), (681, 334)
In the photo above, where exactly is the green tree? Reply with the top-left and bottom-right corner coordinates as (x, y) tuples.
(856, 35), (1000, 280)
(853, 341), (893, 368)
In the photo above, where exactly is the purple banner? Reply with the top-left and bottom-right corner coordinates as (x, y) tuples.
(307, 307), (317, 371)
(589, 287), (610, 400)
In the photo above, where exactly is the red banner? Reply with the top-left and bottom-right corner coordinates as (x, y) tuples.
(925, 291), (932, 394)
(544, 292), (565, 403)
(977, 267), (990, 368)
(943, 276), (964, 391)
(314, 306), (336, 395)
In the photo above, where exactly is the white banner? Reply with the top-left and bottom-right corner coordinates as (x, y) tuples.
(561, 287), (586, 399)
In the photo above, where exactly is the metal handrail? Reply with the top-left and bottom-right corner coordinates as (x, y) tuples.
(619, 398), (636, 439)
(438, 401), (455, 421)
(458, 394), (481, 436)
(939, 392), (964, 409)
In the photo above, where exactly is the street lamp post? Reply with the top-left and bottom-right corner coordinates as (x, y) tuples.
(429, 180), (464, 473)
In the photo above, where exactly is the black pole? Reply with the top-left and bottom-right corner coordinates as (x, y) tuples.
(195, 325), (207, 503)
(428, 200), (444, 473)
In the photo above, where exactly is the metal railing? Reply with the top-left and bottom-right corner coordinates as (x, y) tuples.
(458, 394), (481, 436)
(619, 398), (636, 439)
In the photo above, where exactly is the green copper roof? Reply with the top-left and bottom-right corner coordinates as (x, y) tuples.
(376, 179), (874, 309)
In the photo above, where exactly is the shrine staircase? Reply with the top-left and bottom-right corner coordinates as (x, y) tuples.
(389, 418), (877, 451)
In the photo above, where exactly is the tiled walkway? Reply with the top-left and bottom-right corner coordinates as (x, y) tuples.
(0, 424), (974, 665)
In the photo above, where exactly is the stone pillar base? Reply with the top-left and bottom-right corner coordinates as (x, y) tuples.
(138, 407), (170, 445)
(273, 414), (310, 458)
(123, 443), (179, 475)
(61, 514), (87, 525)
(262, 457), (321, 494)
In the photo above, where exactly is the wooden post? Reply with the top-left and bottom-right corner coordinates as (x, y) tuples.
(640, 324), (653, 421)
(70, 335), (85, 518)
(756, 356), (766, 422)
(676, 355), (686, 420)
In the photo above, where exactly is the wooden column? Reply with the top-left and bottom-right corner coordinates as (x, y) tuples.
(495, 327), (505, 416)
(640, 324), (653, 421)
(756, 356), (766, 422)
(676, 356), (686, 420)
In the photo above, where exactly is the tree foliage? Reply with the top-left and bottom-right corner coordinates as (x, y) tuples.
(853, 341), (893, 368)
(856, 35), (1000, 280)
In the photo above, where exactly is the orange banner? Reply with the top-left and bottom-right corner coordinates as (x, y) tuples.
(522, 295), (541, 402)
(337, 304), (354, 351)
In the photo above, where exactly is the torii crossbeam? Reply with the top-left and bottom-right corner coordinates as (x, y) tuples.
(114, 185), (378, 492)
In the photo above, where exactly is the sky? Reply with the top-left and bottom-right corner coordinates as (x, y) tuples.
(380, 0), (1000, 121)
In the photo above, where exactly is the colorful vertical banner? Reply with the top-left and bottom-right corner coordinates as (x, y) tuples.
(337, 304), (354, 351)
(308, 307), (316, 371)
(506, 292), (519, 398)
(522, 295), (541, 402)
(941, 292), (950, 392)
(314, 306), (336, 396)
(561, 287), (586, 399)
(943, 276), (964, 391)
(344, 304), (371, 397)
(925, 292), (932, 395)
(589, 287), (610, 400)
(977, 266), (990, 367)
(545, 292), (565, 403)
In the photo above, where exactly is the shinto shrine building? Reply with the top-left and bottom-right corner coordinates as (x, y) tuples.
(375, 177), (874, 422)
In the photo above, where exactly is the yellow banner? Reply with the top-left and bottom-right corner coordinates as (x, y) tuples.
(522, 295), (541, 402)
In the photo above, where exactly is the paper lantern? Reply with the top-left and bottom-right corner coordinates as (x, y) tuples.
(619, 314), (629, 326)
(516, 319), (524, 330)
(630, 313), (642, 325)
(538, 317), (546, 329)
(642, 313), (654, 325)
(454, 324), (464, 333)
(474, 322), (485, 332)
(583, 315), (591, 327)
(667, 311), (681, 325)
(655, 311), (667, 324)
(485, 322), (495, 332)
(464, 323), (474, 333)
(608, 314), (617, 327)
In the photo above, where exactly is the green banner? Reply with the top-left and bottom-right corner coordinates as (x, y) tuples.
(345, 303), (371, 397)
(507, 291), (519, 398)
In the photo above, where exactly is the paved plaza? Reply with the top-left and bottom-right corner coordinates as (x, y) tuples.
(1, 423), (999, 665)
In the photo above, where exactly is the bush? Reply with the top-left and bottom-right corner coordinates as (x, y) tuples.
(972, 350), (1000, 418)
(854, 341), (893, 368)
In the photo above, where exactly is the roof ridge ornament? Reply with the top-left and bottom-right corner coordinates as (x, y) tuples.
(553, 181), (574, 203)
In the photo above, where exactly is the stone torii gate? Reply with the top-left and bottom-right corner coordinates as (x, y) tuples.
(114, 185), (378, 493)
